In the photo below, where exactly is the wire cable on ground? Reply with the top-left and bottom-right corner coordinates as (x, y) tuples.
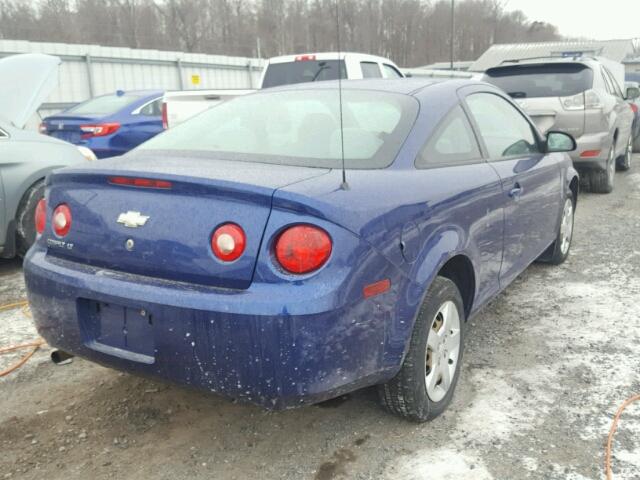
(605, 393), (640, 479)
(0, 300), (46, 377)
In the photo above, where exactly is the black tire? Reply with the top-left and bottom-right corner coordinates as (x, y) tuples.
(588, 144), (615, 193)
(538, 194), (574, 265)
(15, 180), (45, 257)
(617, 135), (632, 171)
(378, 276), (465, 423)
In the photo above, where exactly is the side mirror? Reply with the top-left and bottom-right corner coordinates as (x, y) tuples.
(546, 131), (576, 153)
(626, 86), (640, 100)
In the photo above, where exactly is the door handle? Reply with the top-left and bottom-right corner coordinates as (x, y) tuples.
(509, 183), (523, 198)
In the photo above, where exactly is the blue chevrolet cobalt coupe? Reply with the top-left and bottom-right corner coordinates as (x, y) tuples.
(24, 79), (579, 422)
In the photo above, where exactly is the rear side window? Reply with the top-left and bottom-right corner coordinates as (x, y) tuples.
(466, 93), (540, 159)
(382, 64), (403, 78)
(483, 63), (594, 98)
(261, 60), (346, 88)
(361, 62), (382, 78)
(67, 93), (143, 116)
(603, 68), (623, 98)
(139, 98), (162, 116)
(417, 106), (481, 168)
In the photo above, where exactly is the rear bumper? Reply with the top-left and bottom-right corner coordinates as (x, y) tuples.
(570, 131), (611, 170)
(23, 247), (398, 409)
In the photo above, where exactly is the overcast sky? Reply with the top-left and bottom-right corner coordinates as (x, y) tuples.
(505, 0), (638, 40)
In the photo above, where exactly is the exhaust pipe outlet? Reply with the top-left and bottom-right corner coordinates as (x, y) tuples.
(51, 350), (74, 365)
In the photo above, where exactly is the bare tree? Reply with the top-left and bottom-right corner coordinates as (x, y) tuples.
(0, 0), (563, 66)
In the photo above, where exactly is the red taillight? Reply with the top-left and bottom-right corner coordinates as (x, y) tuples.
(211, 223), (246, 262)
(35, 198), (46, 234)
(274, 225), (332, 274)
(161, 102), (168, 129)
(295, 55), (316, 62)
(80, 122), (120, 138)
(631, 103), (638, 114)
(580, 149), (601, 158)
(52, 204), (72, 237)
(108, 177), (172, 189)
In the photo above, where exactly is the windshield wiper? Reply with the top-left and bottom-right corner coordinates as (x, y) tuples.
(311, 62), (330, 82)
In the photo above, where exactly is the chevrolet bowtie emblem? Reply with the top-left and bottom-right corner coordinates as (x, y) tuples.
(117, 211), (150, 228)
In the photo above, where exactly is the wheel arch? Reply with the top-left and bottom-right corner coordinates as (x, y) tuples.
(437, 254), (476, 320)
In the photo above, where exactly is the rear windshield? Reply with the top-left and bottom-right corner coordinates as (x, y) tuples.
(483, 63), (594, 98)
(262, 60), (346, 88)
(66, 93), (144, 116)
(139, 89), (418, 169)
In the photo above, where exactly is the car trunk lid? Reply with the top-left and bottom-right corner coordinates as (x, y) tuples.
(43, 115), (97, 144)
(514, 97), (585, 138)
(44, 153), (329, 289)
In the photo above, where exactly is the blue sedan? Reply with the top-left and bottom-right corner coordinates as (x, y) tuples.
(24, 79), (578, 422)
(41, 90), (164, 159)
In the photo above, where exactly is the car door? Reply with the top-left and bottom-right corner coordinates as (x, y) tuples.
(603, 67), (634, 155)
(415, 104), (504, 307)
(464, 91), (561, 286)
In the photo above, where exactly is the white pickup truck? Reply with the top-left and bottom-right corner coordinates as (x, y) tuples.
(162, 52), (404, 129)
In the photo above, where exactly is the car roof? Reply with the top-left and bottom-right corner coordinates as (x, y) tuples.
(489, 56), (604, 70)
(267, 52), (398, 65)
(260, 77), (475, 96)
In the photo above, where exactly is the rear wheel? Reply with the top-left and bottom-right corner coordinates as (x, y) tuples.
(588, 145), (615, 193)
(15, 180), (45, 257)
(378, 277), (464, 422)
(617, 135), (632, 171)
(538, 195), (574, 265)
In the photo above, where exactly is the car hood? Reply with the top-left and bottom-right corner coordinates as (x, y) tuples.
(0, 53), (61, 129)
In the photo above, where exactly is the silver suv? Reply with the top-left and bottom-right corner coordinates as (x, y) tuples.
(483, 57), (637, 193)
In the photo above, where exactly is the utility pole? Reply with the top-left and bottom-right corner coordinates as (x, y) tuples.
(450, 0), (455, 70)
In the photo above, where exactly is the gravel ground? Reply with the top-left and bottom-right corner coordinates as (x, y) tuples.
(1, 161), (640, 480)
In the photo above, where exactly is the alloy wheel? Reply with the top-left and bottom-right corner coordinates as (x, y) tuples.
(560, 198), (574, 255)
(425, 300), (461, 402)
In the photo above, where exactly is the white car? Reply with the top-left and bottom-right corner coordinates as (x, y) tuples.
(260, 52), (405, 88)
(162, 89), (255, 129)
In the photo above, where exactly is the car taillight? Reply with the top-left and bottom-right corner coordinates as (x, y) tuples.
(108, 176), (172, 189)
(80, 122), (120, 138)
(211, 223), (246, 262)
(161, 102), (168, 129)
(295, 55), (316, 62)
(561, 89), (602, 111)
(631, 103), (638, 114)
(274, 225), (332, 274)
(38, 123), (47, 135)
(35, 199), (47, 234)
(52, 204), (72, 237)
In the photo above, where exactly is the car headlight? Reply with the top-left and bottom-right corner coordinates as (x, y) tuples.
(77, 146), (97, 162)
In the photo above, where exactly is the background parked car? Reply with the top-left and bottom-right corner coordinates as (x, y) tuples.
(260, 52), (405, 88)
(483, 56), (636, 193)
(625, 81), (640, 152)
(161, 89), (255, 129)
(41, 90), (164, 159)
(0, 53), (94, 259)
